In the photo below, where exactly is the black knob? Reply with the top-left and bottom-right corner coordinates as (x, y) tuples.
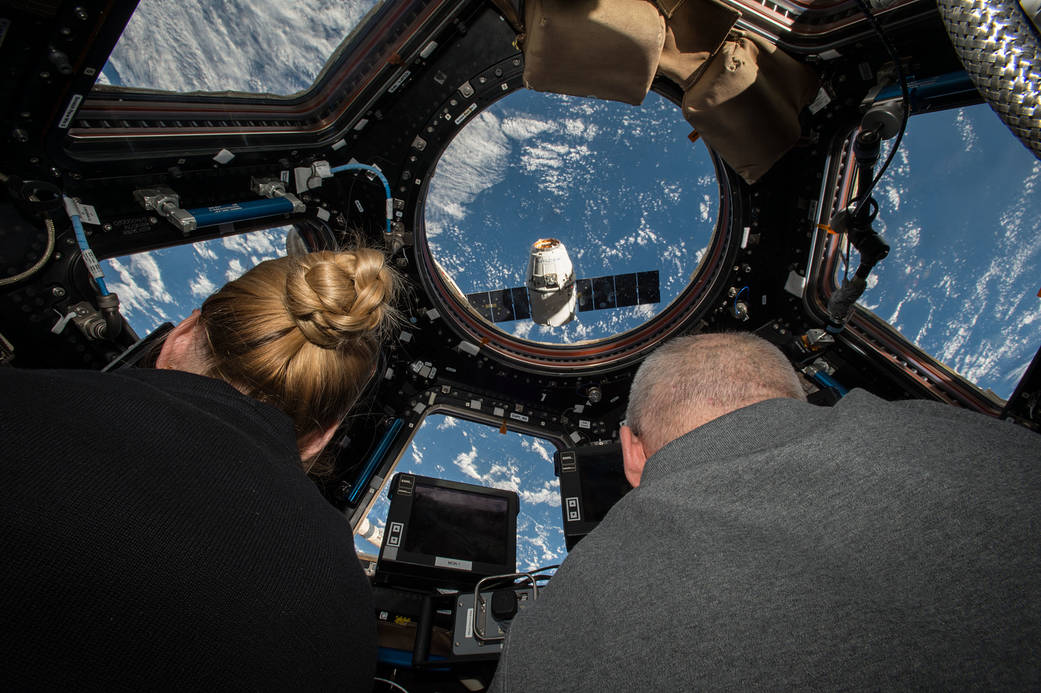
(490, 589), (518, 621)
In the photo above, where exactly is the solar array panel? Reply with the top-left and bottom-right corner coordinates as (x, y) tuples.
(466, 270), (660, 323)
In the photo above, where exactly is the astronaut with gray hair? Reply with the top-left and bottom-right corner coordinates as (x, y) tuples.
(491, 332), (1041, 692)
(620, 332), (806, 487)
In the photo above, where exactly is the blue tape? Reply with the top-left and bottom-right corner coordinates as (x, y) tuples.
(349, 418), (404, 504)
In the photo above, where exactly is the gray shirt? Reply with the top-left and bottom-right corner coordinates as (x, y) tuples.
(490, 390), (1041, 691)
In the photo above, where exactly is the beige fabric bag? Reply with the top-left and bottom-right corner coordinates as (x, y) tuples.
(520, 0), (819, 182)
(656, 0), (740, 89)
(681, 32), (819, 183)
(523, 0), (666, 105)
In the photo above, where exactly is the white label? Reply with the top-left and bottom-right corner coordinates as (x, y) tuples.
(388, 70), (411, 93)
(465, 608), (474, 639)
(428, 392), (436, 406)
(413, 402), (425, 414)
(82, 249), (103, 279)
(493, 407), (505, 417)
(58, 94), (83, 129)
(509, 412), (529, 423)
(280, 169), (290, 183)
(354, 199), (364, 213)
(435, 556), (473, 571)
(426, 309), (440, 320)
(469, 399), (482, 410)
(454, 103), (478, 125)
(458, 341), (480, 356)
(316, 207), (331, 222)
(808, 87), (832, 114)
(207, 203), (242, 213)
(331, 139), (347, 151)
(784, 270), (806, 297)
(569, 431), (582, 444)
(741, 226), (751, 249)
(578, 420), (591, 430)
(77, 203), (100, 226)
(212, 148), (235, 164)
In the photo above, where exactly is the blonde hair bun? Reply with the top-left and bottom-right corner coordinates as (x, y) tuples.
(284, 249), (399, 349)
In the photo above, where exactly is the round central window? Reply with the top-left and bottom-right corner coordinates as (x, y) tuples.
(423, 89), (719, 346)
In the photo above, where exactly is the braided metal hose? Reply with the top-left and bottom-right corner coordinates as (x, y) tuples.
(937, 0), (1041, 159)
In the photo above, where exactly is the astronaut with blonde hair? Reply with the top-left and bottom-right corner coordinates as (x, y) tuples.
(2, 247), (400, 691)
(157, 248), (400, 472)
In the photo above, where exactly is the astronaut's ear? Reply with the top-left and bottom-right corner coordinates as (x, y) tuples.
(300, 423), (339, 463)
(156, 310), (203, 371)
(619, 425), (648, 488)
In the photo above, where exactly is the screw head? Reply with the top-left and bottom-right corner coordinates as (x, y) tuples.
(52, 286), (66, 298)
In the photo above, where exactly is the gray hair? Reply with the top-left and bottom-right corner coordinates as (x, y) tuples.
(626, 332), (805, 454)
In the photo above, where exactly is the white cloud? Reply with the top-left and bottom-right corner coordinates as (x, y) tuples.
(102, 256), (172, 333)
(512, 320), (535, 339)
(426, 110), (510, 224)
(519, 139), (593, 197)
(700, 194), (711, 222)
(189, 272), (217, 298)
(222, 235), (250, 253)
(520, 484), (561, 507)
(883, 183), (901, 213)
(453, 445), (481, 481)
(501, 116), (554, 140)
(954, 108), (978, 152)
(437, 416), (458, 431)
(194, 243), (218, 261)
(225, 258), (244, 281)
(900, 222), (920, 249)
(129, 253), (173, 304)
(533, 439), (554, 465)
(223, 229), (280, 258)
(101, 0), (380, 95)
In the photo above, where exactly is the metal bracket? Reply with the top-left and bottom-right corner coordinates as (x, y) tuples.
(133, 186), (196, 233)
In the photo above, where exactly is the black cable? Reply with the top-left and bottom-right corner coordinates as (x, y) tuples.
(851, 0), (911, 216)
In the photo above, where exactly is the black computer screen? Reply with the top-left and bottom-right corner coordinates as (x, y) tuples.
(401, 483), (510, 565)
(579, 449), (631, 523)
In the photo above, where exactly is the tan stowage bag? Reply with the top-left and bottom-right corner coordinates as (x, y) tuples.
(520, 0), (819, 182)
(523, 0), (666, 105)
(680, 31), (819, 183)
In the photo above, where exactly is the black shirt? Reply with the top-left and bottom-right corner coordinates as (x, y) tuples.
(1, 368), (376, 691)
